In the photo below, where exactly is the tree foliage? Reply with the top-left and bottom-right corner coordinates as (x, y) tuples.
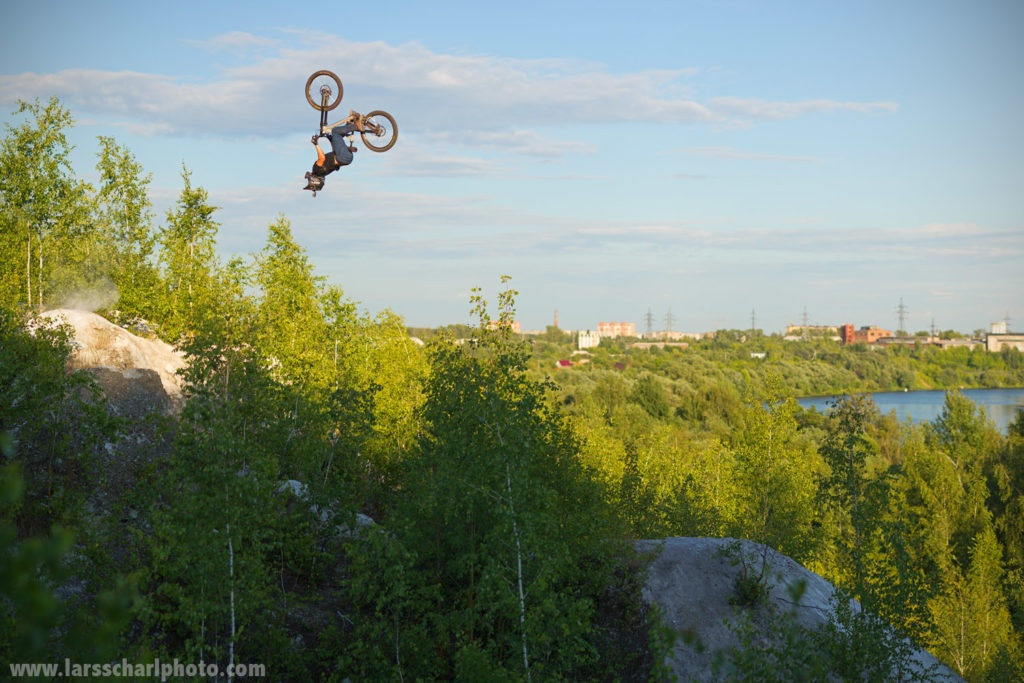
(0, 98), (92, 311)
(4, 98), (1024, 679)
(341, 279), (652, 680)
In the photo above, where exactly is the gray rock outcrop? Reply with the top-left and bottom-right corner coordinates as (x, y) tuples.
(39, 309), (186, 416)
(638, 537), (963, 681)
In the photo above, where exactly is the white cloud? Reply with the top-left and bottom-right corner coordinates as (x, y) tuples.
(708, 97), (899, 121)
(920, 222), (982, 236)
(0, 32), (899, 144)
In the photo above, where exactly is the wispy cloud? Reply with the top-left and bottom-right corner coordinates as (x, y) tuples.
(0, 32), (899, 146)
(920, 222), (982, 236)
(708, 97), (899, 121)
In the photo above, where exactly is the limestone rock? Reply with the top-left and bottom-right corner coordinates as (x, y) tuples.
(638, 537), (963, 681)
(39, 309), (186, 416)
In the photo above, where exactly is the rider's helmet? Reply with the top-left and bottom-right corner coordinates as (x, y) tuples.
(303, 172), (324, 195)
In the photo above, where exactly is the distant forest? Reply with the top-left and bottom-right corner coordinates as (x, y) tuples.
(3, 98), (1024, 680)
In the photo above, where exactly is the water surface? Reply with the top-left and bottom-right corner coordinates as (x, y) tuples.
(797, 388), (1024, 434)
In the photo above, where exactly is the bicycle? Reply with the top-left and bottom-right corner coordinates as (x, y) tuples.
(305, 70), (397, 152)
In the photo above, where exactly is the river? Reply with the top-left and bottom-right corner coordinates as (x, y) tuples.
(796, 388), (1024, 434)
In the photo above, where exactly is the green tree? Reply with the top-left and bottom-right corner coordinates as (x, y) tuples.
(354, 308), (428, 498)
(0, 98), (91, 311)
(630, 373), (671, 419)
(156, 166), (222, 342)
(1, 463), (138, 664)
(343, 279), (647, 680)
(254, 216), (330, 389)
(922, 391), (1000, 569)
(141, 273), (338, 677)
(731, 375), (819, 562)
(989, 411), (1024, 651)
(819, 395), (878, 590)
(0, 308), (113, 532)
(94, 135), (160, 320)
(929, 527), (1013, 680)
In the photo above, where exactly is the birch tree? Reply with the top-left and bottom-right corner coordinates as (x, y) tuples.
(344, 278), (645, 680)
(0, 98), (89, 311)
(94, 136), (159, 320)
(157, 166), (222, 342)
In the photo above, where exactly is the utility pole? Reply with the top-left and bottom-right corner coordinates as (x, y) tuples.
(751, 308), (757, 335)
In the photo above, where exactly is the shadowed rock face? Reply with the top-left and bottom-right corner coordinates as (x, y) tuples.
(637, 537), (963, 682)
(40, 309), (186, 416)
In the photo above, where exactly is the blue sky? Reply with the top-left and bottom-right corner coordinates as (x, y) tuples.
(2, 0), (1021, 334)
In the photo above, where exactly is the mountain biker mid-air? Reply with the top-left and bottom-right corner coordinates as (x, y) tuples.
(303, 113), (363, 195)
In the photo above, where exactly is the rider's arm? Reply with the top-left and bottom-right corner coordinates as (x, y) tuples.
(314, 143), (325, 167)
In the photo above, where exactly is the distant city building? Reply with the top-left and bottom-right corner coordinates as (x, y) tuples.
(643, 330), (706, 341)
(628, 341), (690, 350)
(839, 324), (893, 345)
(986, 322), (1024, 352)
(784, 324), (839, 339)
(487, 319), (521, 333)
(578, 330), (601, 350)
(597, 321), (636, 338)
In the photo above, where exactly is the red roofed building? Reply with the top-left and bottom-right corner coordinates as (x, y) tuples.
(839, 324), (893, 344)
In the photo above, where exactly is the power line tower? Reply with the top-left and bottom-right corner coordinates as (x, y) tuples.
(896, 298), (909, 338)
(802, 306), (810, 328)
(644, 307), (655, 336)
(665, 307), (675, 335)
(751, 308), (757, 335)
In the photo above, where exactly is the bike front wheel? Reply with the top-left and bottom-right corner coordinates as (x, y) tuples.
(305, 70), (343, 111)
(360, 111), (398, 152)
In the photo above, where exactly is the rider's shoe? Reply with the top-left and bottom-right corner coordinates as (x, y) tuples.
(350, 110), (365, 131)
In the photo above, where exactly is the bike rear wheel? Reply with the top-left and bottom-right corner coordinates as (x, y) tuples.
(305, 70), (343, 111)
(360, 110), (398, 152)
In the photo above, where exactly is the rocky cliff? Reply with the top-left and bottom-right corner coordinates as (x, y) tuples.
(639, 536), (963, 681)
(40, 309), (186, 417)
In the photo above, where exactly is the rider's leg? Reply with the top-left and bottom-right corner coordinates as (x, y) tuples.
(327, 125), (357, 166)
(323, 112), (362, 133)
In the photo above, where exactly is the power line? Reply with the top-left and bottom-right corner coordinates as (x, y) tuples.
(896, 298), (909, 338)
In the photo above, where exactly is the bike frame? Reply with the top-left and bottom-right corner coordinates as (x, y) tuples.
(307, 70), (396, 152)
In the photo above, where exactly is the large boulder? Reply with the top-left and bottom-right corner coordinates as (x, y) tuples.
(638, 537), (963, 681)
(39, 309), (186, 417)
